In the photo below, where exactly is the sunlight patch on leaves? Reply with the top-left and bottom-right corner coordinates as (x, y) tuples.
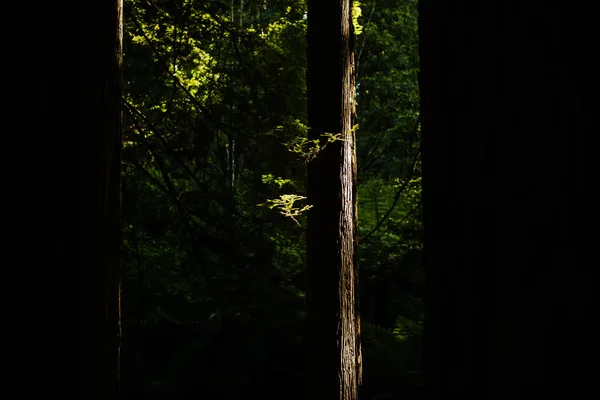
(258, 194), (313, 226)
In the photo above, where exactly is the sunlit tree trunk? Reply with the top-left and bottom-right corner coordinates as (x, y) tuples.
(420, 2), (590, 399)
(78, 0), (123, 398)
(305, 1), (361, 399)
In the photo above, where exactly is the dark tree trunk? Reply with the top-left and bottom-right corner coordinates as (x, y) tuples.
(419, 2), (591, 400)
(78, 0), (123, 398)
(305, 1), (361, 399)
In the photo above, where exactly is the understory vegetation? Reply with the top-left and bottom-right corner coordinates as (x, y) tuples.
(120, 1), (421, 398)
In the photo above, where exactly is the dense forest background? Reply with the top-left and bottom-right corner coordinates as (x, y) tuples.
(119, 0), (422, 399)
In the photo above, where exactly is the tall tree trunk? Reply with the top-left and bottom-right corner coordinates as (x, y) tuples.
(305, 1), (361, 400)
(78, 0), (123, 398)
(419, 2), (591, 400)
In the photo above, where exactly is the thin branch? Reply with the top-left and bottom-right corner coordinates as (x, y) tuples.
(359, 118), (420, 183)
(360, 148), (420, 243)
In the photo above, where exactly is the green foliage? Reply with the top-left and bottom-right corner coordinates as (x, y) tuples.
(258, 194), (312, 226)
(393, 314), (423, 340)
(285, 130), (350, 163)
(356, 0), (423, 339)
(361, 319), (423, 398)
(362, 320), (411, 370)
(263, 126), (357, 224)
(353, 1), (364, 35)
(120, 0), (421, 398)
(261, 174), (294, 188)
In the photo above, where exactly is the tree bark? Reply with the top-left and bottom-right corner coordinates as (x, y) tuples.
(419, 2), (591, 399)
(305, 1), (361, 400)
(78, 0), (123, 398)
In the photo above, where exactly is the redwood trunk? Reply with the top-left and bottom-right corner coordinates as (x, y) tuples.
(305, 1), (361, 400)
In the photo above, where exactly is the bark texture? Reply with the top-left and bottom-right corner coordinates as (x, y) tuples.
(306, 1), (361, 399)
(419, 2), (591, 399)
(78, 0), (123, 398)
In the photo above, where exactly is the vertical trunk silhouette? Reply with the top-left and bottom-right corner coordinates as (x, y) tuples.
(78, 0), (123, 398)
(419, 2), (591, 400)
(305, 1), (361, 400)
